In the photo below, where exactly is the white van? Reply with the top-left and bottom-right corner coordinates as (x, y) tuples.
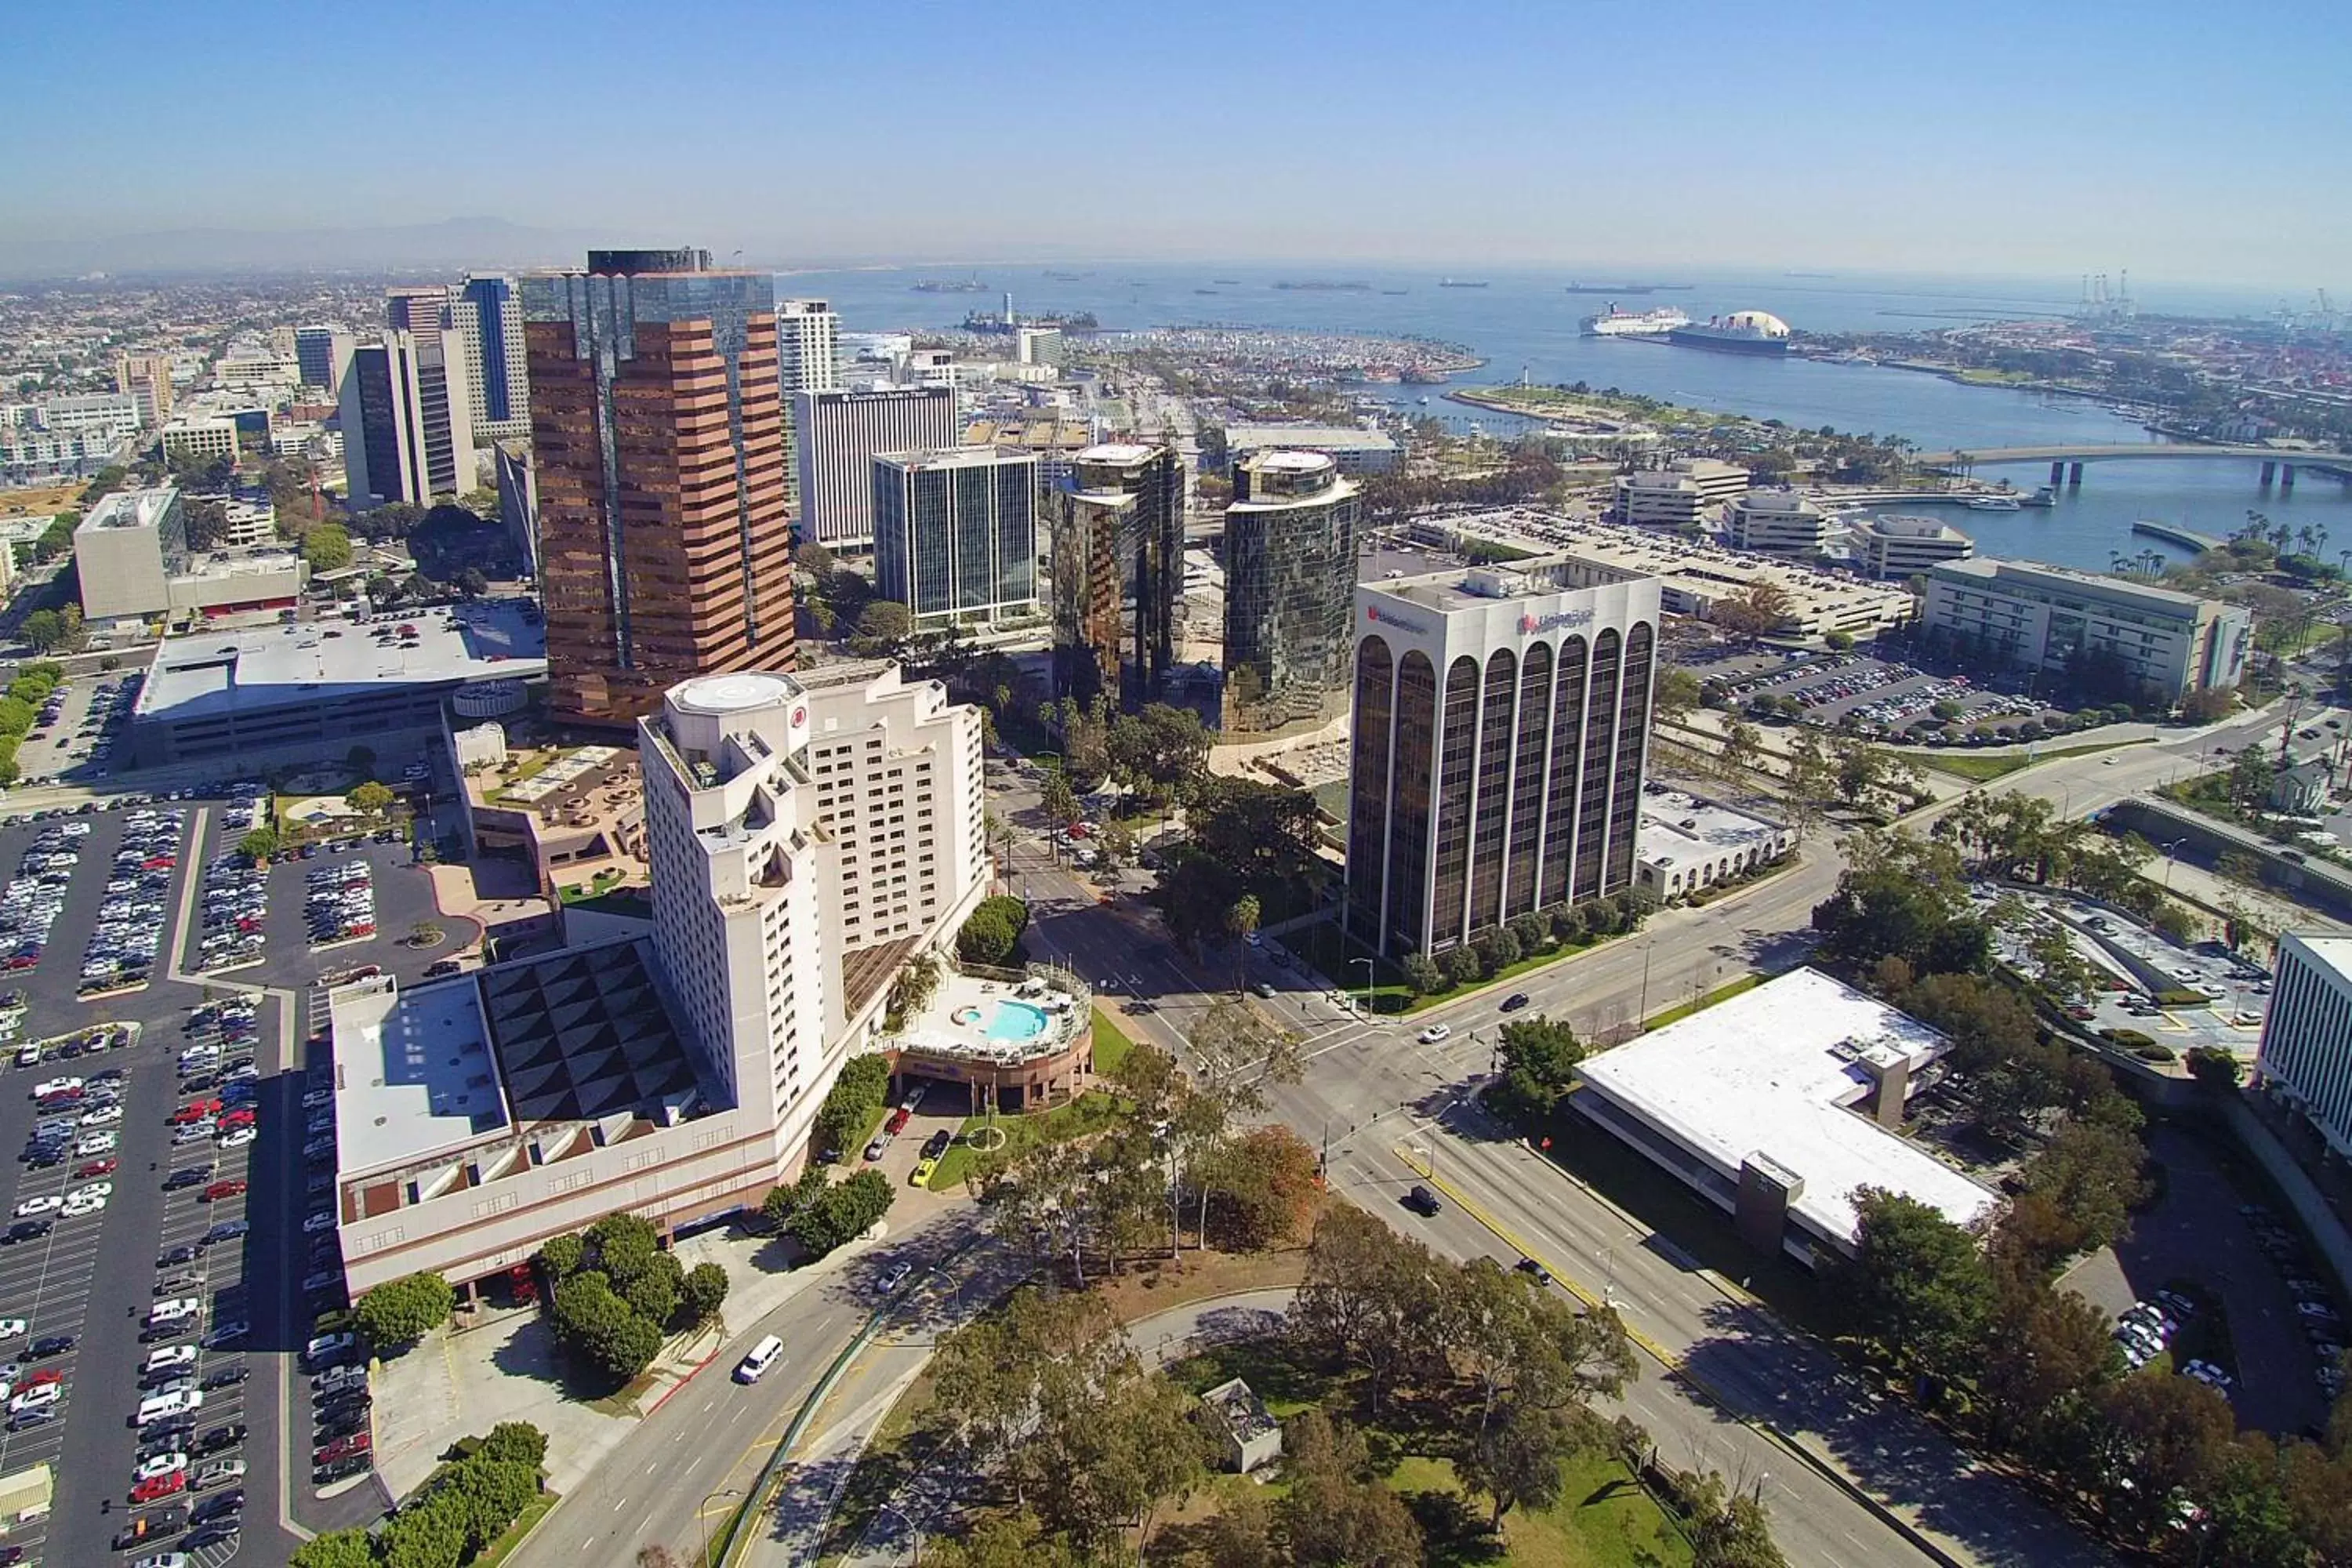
(136, 1388), (202, 1425)
(734, 1335), (784, 1385)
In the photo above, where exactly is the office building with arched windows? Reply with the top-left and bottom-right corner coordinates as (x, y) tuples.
(1345, 558), (1661, 957)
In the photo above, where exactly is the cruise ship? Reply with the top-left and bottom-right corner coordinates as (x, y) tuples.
(1581, 304), (1690, 338)
(1665, 310), (1793, 357)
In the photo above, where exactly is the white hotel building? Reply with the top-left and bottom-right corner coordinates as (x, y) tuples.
(1347, 557), (1661, 957)
(328, 665), (987, 1294)
(2253, 934), (2352, 1160)
(793, 385), (956, 548)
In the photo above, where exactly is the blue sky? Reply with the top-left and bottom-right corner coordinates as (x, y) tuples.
(9, 0), (2347, 287)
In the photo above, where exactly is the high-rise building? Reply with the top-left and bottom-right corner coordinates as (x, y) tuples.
(1347, 557), (1662, 956)
(112, 351), (174, 427)
(796, 660), (989, 955)
(2253, 933), (2352, 1159)
(870, 448), (1038, 626)
(1015, 325), (1065, 368)
(523, 248), (795, 726)
(793, 386), (956, 548)
(293, 325), (353, 394)
(1221, 450), (1359, 735)
(460, 273), (531, 440)
(339, 328), (478, 508)
(1047, 441), (1184, 711)
(776, 299), (840, 515)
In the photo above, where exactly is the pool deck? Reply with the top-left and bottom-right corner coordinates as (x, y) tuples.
(899, 969), (1085, 1067)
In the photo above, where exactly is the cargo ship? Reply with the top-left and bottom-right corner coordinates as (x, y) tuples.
(1439, 278), (1490, 288)
(1664, 310), (1791, 357)
(1580, 304), (1690, 338)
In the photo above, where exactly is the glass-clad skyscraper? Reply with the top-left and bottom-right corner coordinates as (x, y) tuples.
(1221, 449), (1359, 736)
(522, 248), (794, 725)
(871, 447), (1038, 625)
(1047, 442), (1184, 712)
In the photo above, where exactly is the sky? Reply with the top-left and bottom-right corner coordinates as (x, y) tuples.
(7, 0), (2349, 289)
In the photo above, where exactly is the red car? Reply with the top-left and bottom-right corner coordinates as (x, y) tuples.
(129, 1471), (186, 1504)
(217, 1109), (257, 1130)
(202, 1180), (247, 1202)
(21, 1368), (61, 1389)
(884, 1107), (912, 1136)
(35, 1089), (82, 1109)
(316, 1432), (372, 1463)
(170, 1100), (223, 1125)
(74, 1159), (117, 1178)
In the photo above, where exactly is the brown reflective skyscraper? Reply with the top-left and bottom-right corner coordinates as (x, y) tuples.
(523, 249), (794, 726)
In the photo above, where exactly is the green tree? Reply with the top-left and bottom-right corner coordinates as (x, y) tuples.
(1040, 770), (1080, 837)
(1654, 664), (1702, 727)
(290, 1530), (378, 1568)
(379, 1491), (469, 1568)
(1399, 951), (1443, 996)
(2020, 1120), (2148, 1258)
(956, 895), (1030, 966)
(856, 599), (913, 644)
(347, 780), (395, 815)
(475, 1420), (549, 1468)
(537, 1232), (585, 1279)
(678, 1261), (729, 1325)
(1275, 1408), (1425, 1568)
(786, 1167), (895, 1258)
(19, 610), (62, 652)
(237, 826), (281, 862)
(2185, 1045), (2243, 1090)
(761, 1162), (832, 1230)
(1224, 893), (1261, 993)
(2095, 1372), (2235, 1540)
(1685, 1472), (1792, 1568)
(303, 523), (354, 572)
(1488, 1014), (1584, 1128)
(354, 1270), (456, 1349)
(443, 1457), (539, 1552)
(1836, 1189), (1993, 1387)
(813, 1053), (890, 1161)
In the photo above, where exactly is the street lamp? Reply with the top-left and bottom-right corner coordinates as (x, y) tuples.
(2161, 836), (2188, 891)
(698, 1486), (745, 1567)
(877, 1500), (924, 1566)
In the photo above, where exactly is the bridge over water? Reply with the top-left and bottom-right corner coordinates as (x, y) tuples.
(1917, 443), (2352, 490)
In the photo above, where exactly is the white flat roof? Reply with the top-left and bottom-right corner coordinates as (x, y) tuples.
(330, 975), (510, 1176)
(1578, 968), (1997, 1246)
(137, 599), (545, 724)
(1637, 789), (1787, 862)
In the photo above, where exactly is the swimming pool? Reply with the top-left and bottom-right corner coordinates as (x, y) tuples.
(985, 1000), (1050, 1043)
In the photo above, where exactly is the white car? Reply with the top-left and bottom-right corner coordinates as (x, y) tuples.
(0, 1318), (24, 1341)
(11, 1196), (59, 1219)
(61, 1193), (106, 1219)
(9, 1384), (58, 1414)
(144, 1345), (196, 1374)
(31, 1077), (82, 1098)
(135, 1388), (201, 1424)
(148, 1298), (200, 1326)
(216, 1127), (256, 1150)
(75, 1132), (118, 1156)
(77, 1105), (122, 1127)
(133, 1451), (187, 1483)
(1417, 1024), (1452, 1044)
(65, 1181), (111, 1204)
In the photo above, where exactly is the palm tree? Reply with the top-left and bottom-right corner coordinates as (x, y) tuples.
(1224, 895), (1261, 994)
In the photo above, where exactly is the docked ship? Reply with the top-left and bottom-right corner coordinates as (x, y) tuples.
(1580, 304), (1690, 338)
(1664, 310), (1792, 357)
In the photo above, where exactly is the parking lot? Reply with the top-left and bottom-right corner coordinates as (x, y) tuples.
(13, 670), (141, 789)
(1700, 648), (2079, 742)
(0, 792), (457, 1565)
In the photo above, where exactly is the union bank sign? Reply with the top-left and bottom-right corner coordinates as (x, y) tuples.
(1519, 608), (1595, 635)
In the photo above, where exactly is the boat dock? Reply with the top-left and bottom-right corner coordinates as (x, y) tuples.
(2131, 520), (2223, 554)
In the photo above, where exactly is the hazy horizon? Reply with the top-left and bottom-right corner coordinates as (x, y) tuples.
(7, 0), (2347, 293)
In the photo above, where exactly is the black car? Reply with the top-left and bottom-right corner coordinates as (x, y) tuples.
(3, 1220), (51, 1243)
(1403, 1185), (1442, 1217)
(191, 1489), (244, 1523)
(180, 1073), (220, 1093)
(157, 1243), (198, 1265)
(314, 1411), (367, 1443)
(1515, 1257), (1554, 1287)
(201, 1220), (250, 1246)
(163, 1168), (210, 1189)
(1500, 992), (1531, 1012)
(26, 1334), (74, 1359)
(200, 1367), (249, 1391)
(183, 1523), (241, 1550)
(314, 1454), (371, 1484)
(194, 1423), (246, 1455)
(139, 1416), (198, 1445)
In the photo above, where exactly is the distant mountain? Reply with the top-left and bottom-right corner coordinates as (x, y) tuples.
(0, 216), (602, 280)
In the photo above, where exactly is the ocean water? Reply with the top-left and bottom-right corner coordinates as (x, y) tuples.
(782, 262), (2350, 573)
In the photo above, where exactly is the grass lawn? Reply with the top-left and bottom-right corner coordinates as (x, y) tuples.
(1907, 736), (2144, 782)
(1090, 1006), (1137, 1078)
(1640, 972), (1761, 1032)
(470, 1490), (561, 1568)
(926, 1090), (1127, 1191)
(1164, 1344), (1690, 1568)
